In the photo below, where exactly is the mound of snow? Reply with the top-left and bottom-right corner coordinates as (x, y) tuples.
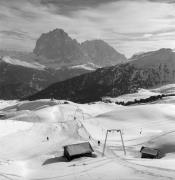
(0, 118), (86, 160)
(3, 106), (65, 123)
(145, 131), (175, 155)
(75, 102), (118, 117)
(5, 100), (118, 122)
(34, 105), (66, 123)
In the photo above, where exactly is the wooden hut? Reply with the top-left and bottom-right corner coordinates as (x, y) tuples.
(140, 146), (161, 159)
(63, 142), (94, 161)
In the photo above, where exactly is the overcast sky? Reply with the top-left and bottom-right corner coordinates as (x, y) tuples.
(1, 0), (175, 57)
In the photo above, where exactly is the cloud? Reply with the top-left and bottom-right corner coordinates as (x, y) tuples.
(0, 30), (35, 41)
(149, 0), (175, 3)
(39, 0), (175, 16)
(40, 0), (119, 15)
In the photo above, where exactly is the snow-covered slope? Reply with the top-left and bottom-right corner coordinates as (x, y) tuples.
(1, 56), (45, 70)
(103, 88), (161, 103)
(103, 84), (175, 104)
(83, 103), (175, 144)
(69, 63), (100, 71)
(1, 97), (175, 179)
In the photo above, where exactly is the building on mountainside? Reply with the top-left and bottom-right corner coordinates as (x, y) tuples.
(140, 146), (161, 159)
(63, 142), (94, 161)
(0, 113), (5, 119)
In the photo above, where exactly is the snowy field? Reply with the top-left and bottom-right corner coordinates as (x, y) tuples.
(103, 88), (161, 103)
(103, 84), (175, 103)
(1, 85), (175, 179)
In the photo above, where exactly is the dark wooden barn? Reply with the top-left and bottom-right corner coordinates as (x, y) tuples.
(63, 142), (94, 161)
(140, 146), (161, 159)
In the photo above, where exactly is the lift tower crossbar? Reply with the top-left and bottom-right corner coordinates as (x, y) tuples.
(102, 129), (126, 156)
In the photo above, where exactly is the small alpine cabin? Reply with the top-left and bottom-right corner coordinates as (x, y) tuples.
(140, 146), (161, 159)
(63, 142), (94, 161)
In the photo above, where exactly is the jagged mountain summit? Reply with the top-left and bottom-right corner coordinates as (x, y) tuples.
(33, 28), (127, 68)
(81, 40), (127, 66)
(0, 29), (126, 70)
(27, 48), (175, 103)
(33, 29), (89, 68)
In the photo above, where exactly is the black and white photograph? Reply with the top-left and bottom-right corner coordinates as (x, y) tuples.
(1, 0), (175, 179)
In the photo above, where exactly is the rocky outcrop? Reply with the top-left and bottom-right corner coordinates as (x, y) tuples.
(33, 29), (89, 68)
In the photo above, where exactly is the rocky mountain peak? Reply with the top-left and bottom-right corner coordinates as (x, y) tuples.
(33, 29), (127, 68)
(81, 39), (127, 67)
(33, 29), (89, 67)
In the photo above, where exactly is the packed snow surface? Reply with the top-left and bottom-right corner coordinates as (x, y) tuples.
(1, 88), (175, 179)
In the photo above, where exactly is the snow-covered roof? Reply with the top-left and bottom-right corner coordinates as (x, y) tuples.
(140, 147), (159, 156)
(64, 142), (93, 157)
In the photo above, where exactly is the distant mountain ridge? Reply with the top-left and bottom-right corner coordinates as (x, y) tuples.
(0, 28), (127, 99)
(81, 40), (126, 67)
(27, 48), (175, 103)
(33, 29), (127, 68)
(0, 57), (91, 99)
(130, 48), (175, 67)
(1, 29), (126, 70)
